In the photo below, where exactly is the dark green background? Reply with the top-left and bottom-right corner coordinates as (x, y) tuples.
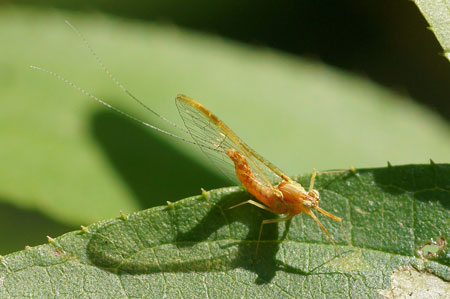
(5, 0), (450, 119)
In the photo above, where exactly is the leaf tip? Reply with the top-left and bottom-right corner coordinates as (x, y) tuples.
(429, 159), (436, 166)
(80, 225), (88, 233)
(119, 210), (127, 221)
(166, 201), (174, 209)
(201, 188), (209, 199)
(438, 50), (450, 60)
(46, 236), (56, 244)
(387, 161), (393, 168)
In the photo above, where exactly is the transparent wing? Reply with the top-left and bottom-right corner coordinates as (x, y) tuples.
(175, 94), (286, 186)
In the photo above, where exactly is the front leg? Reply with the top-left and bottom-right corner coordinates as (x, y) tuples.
(309, 167), (355, 191)
(308, 168), (318, 192)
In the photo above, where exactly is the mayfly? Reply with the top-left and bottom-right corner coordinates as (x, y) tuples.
(32, 21), (346, 253)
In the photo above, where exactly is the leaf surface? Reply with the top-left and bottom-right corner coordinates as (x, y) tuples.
(414, 0), (450, 62)
(1, 164), (448, 298)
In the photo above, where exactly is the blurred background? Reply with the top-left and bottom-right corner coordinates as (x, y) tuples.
(0, 1), (449, 254)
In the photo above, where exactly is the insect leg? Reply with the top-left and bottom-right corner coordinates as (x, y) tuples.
(317, 167), (356, 176)
(309, 167), (356, 191)
(315, 206), (341, 222)
(256, 215), (293, 256)
(308, 168), (318, 191)
(315, 206), (351, 246)
(303, 209), (337, 249)
(228, 200), (277, 214)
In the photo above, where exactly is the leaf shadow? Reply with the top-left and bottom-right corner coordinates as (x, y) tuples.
(371, 163), (450, 210)
(86, 106), (349, 283)
(173, 191), (286, 284)
(86, 190), (322, 284)
(89, 107), (229, 208)
(86, 107), (290, 282)
(361, 163), (450, 264)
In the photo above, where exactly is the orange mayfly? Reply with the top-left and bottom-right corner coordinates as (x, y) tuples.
(175, 95), (344, 253)
(32, 21), (346, 253)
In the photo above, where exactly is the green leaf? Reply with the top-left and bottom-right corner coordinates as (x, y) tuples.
(414, 0), (450, 62)
(1, 7), (450, 235)
(1, 164), (448, 297)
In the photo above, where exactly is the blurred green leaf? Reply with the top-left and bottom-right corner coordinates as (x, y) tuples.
(0, 7), (449, 234)
(1, 164), (448, 297)
(414, 0), (450, 62)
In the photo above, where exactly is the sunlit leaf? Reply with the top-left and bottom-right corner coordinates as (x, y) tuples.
(1, 164), (448, 297)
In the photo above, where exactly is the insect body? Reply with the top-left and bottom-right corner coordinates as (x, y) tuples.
(176, 95), (343, 253)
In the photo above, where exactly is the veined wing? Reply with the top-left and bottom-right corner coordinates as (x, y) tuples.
(175, 94), (289, 187)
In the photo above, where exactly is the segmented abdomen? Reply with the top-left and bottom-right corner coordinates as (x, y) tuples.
(226, 148), (287, 214)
